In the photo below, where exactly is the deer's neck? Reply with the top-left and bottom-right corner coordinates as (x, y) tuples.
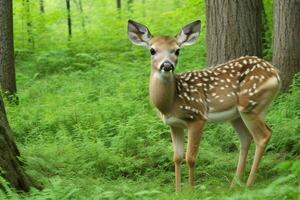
(149, 70), (176, 114)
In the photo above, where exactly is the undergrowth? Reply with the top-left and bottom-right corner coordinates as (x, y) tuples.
(2, 50), (300, 199)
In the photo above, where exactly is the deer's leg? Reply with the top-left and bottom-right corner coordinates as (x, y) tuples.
(237, 80), (279, 187)
(170, 126), (184, 192)
(230, 117), (252, 187)
(186, 120), (205, 189)
(239, 112), (272, 187)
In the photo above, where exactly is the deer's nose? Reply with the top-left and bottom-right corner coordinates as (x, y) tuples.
(160, 61), (174, 72)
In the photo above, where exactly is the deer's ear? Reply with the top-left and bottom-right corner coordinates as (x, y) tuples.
(128, 19), (152, 47)
(176, 20), (201, 47)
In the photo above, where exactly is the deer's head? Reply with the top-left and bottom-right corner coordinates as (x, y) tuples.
(128, 20), (201, 74)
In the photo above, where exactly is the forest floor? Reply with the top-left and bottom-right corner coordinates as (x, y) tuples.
(1, 48), (299, 199)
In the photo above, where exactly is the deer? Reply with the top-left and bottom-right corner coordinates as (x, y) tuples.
(127, 19), (281, 192)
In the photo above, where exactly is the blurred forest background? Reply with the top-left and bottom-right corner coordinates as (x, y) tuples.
(0, 0), (299, 199)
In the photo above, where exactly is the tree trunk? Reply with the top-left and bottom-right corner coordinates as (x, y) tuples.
(38, 0), (46, 36)
(78, 0), (86, 33)
(273, 0), (300, 91)
(66, 0), (72, 39)
(23, 0), (34, 48)
(0, 0), (39, 192)
(205, 0), (263, 66)
(0, 95), (41, 191)
(0, 0), (17, 95)
(39, 0), (45, 14)
(116, 0), (121, 9)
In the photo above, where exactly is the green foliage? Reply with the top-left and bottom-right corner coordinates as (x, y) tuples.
(267, 74), (300, 156)
(262, 0), (273, 60)
(1, 0), (298, 199)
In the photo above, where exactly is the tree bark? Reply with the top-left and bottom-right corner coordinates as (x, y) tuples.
(205, 0), (263, 66)
(273, 0), (300, 91)
(0, 0), (17, 95)
(0, 95), (41, 191)
(66, 0), (72, 39)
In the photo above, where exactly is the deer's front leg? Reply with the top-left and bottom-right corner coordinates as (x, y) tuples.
(230, 117), (252, 188)
(186, 120), (205, 188)
(170, 126), (184, 192)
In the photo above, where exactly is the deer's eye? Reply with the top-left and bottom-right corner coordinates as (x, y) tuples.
(150, 48), (156, 55)
(175, 49), (180, 56)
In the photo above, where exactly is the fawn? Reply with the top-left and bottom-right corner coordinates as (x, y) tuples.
(128, 19), (280, 191)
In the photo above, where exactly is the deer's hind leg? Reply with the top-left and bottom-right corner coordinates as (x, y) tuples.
(238, 112), (272, 187)
(237, 79), (279, 187)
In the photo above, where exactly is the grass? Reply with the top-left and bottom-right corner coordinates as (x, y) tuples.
(0, 44), (299, 199)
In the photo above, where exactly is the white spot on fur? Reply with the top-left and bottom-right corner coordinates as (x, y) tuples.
(262, 62), (267, 67)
